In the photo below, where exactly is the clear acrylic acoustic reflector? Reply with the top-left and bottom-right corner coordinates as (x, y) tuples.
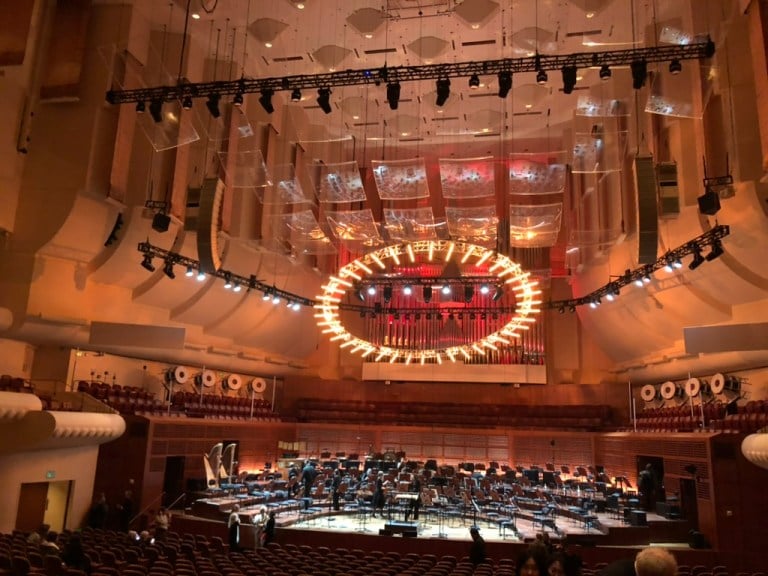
(645, 64), (709, 119)
(439, 156), (496, 199)
(217, 149), (271, 189)
(575, 95), (627, 118)
(445, 205), (499, 248)
(508, 152), (567, 195)
(371, 158), (430, 200)
(325, 209), (383, 247)
(273, 210), (336, 255)
(383, 207), (438, 241)
(313, 161), (367, 203)
(509, 203), (563, 248)
(256, 164), (307, 204)
(570, 130), (624, 174)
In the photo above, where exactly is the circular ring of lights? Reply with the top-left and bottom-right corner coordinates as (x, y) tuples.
(315, 240), (541, 364)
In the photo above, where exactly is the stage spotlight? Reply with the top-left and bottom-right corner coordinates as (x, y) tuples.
(223, 273), (233, 289)
(464, 285), (475, 304)
(163, 259), (175, 279)
(536, 68), (548, 85)
(630, 60), (647, 89)
(558, 305), (565, 314)
(423, 285), (432, 303)
(492, 286), (503, 301)
(561, 66), (577, 94)
(206, 93), (221, 118)
(181, 96), (193, 110)
(136, 101), (146, 114)
(435, 78), (451, 106)
(141, 254), (155, 272)
(669, 59), (682, 75)
(403, 284), (413, 296)
(185, 266), (194, 278)
(480, 283), (490, 295)
(383, 285), (393, 304)
(196, 271), (206, 282)
(386, 82), (401, 110)
(356, 286), (365, 301)
(291, 88), (302, 102)
(367, 285), (376, 296)
(259, 89), (275, 114)
(599, 64), (612, 80)
(233, 91), (244, 107)
(468, 73), (480, 89)
(689, 245), (705, 270)
(149, 99), (163, 123)
(568, 304), (576, 313)
(589, 298), (601, 309)
(497, 71), (512, 98)
(232, 282), (242, 293)
(441, 285), (451, 295)
(263, 290), (272, 301)
(706, 239), (724, 261)
(317, 88), (333, 114)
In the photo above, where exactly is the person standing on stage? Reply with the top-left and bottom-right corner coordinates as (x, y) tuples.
(371, 472), (385, 518)
(252, 507), (268, 548)
(301, 460), (317, 499)
(227, 504), (241, 552)
(331, 469), (343, 511)
(263, 511), (276, 546)
(404, 476), (422, 522)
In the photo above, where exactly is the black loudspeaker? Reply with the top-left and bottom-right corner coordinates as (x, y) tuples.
(152, 212), (171, 232)
(697, 190), (721, 215)
(630, 510), (647, 526)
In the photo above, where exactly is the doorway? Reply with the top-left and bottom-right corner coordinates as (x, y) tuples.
(16, 481), (72, 532)
(162, 456), (186, 509)
(679, 477), (699, 528)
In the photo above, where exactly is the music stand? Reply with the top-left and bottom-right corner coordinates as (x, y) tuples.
(471, 498), (480, 529)
(355, 499), (372, 533)
(435, 497), (448, 538)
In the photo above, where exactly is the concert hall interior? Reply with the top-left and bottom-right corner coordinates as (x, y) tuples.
(2, 0), (768, 574)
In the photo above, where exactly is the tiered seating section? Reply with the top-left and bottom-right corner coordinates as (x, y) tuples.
(76, 381), (275, 420)
(0, 374), (27, 392)
(295, 400), (612, 429)
(636, 401), (768, 433)
(2, 529), (763, 576)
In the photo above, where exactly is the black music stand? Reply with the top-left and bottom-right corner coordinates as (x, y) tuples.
(471, 498), (480, 529)
(355, 499), (372, 533)
(435, 498), (448, 538)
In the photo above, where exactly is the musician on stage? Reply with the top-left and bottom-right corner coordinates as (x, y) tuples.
(404, 476), (422, 522)
(331, 469), (342, 511)
(371, 472), (385, 518)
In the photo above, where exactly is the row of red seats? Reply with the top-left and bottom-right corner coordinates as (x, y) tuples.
(639, 404), (727, 420)
(77, 380), (156, 402)
(636, 413), (768, 433)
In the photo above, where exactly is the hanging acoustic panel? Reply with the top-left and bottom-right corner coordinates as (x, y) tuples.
(325, 208), (383, 248)
(445, 204), (499, 248)
(383, 207), (438, 241)
(313, 160), (367, 203)
(256, 163), (308, 204)
(508, 152), (567, 195)
(439, 156), (496, 199)
(371, 157), (430, 200)
(509, 202), (563, 248)
(272, 209), (336, 255)
(217, 149), (271, 189)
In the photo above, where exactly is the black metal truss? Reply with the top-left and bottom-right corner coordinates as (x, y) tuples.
(549, 224), (731, 312)
(108, 41), (714, 105)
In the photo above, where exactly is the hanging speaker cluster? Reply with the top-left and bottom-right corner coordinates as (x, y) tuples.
(641, 372), (743, 406)
(165, 366), (190, 385)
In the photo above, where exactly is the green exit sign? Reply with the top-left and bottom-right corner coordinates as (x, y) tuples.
(45, 471), (55, 479)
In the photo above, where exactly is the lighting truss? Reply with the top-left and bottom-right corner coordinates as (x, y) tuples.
(107, 41), (714, 105)
(551, 224), (730, 311)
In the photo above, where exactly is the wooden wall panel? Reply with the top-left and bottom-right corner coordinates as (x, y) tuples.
(0, 1), (34, 66)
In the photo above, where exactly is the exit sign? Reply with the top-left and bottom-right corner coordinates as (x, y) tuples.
(45, 471), (55, 479)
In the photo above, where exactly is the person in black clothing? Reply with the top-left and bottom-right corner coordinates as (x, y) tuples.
(468, 527), (486, 566)
(87, 493), (109, 530)
(371, 473), (385, 518)
(638, 464), (656, 511)
(62, 534), (91, 575)
(117, 490), (134, 532)
(331, 469), (342, 511)
(263, 511), (276, 545)
(301, 461), (317, 499)
(404, 476), (422, 522)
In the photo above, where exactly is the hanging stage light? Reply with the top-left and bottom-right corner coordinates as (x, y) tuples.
(259, 89), (275, 114)
(383, 285), (393, 303)
(233, 91), (244, 107)
(706, 239), (724, 261)
(291, 88), (302, 102)
(468, 73), (480, 89)
(423, 285), (432, 303)
(492, 286), (504, 302)
(464, 285), (475, 304)
(403, 284), (413, 296)
(561, 66), (577, 94)
(631, 60), (648, 89)
(689, 245), (705, 270)
(185, 266), (194, 278)
(163, 259), (176, 279)
(669, 59), (682, 75)
(149, 99), (163, 123)
(206, 93), (222, 118)
(536, 68), (548, 85)
(181, 96), (193, 110)
(317, 87), (333, 114)
(480, 283), (490, 295)
(141, 253), (155, 272)
(435, 78), (451, 106)
(497, 71), (512, 98)
(135, 101), (146, 114)
(386, 82), (401, 110)
(599, 64), (612, 80)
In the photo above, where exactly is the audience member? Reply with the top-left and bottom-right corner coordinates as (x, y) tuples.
(117, 490), (134, 531)
(253, 507), (268, 549)
(153, 507), (170, 538)
(227, 504), (241, 552)
(634, 547), (677, 576)
(468, 527), (486, 566)
(516, 547), (548, 576)
(27, 524), (50, 545)
(40, 531), (60, 555)
(263, 510), (276, 545)
(61, 534), (91, 575)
